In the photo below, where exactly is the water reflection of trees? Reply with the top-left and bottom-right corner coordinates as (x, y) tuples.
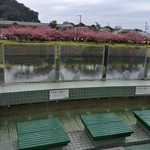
(5, 56), (54, 80)
(13, 65), (54, 79)
(5, 56), (54, 66)
(107, 64), (144, 79)
(60, 57), (103, 77)
(5, 55), (146, 81)
(107, 65), (143, 73)
(63, 65), (101, 76)
(107, 56), (145, 78)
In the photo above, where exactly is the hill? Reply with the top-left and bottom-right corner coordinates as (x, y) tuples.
(0, 0), (40, 22)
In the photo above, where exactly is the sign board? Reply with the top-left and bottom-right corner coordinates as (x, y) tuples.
(49, 89), (69, 100)
(135, 86), (150, 95)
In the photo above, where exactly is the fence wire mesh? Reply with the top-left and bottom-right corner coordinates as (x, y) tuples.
(107, 46), (147, 79)
(4, 44), (55, 83)
(59, 45), (104, 81)
(0, 44), (149, 84)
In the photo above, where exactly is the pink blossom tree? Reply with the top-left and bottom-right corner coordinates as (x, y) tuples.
(1, 25), (149, 43)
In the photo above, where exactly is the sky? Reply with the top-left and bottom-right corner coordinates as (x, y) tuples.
(17, 0), (150, 30)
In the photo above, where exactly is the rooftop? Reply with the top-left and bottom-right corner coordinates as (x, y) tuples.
(0, 20), (64, 28)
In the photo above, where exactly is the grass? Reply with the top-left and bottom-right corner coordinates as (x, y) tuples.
(0, 40), (148, 48)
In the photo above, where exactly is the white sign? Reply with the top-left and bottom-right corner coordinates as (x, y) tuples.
(49, 89), (69, 100)
(135, 86), (150, 95)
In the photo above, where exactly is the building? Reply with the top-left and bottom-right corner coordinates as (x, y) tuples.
(63, 21), (74, 29)
(0, 20), (64, 28)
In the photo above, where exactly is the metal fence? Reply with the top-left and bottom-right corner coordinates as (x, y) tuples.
(0, 43), (149, 84)
(0, 44), (4, 84)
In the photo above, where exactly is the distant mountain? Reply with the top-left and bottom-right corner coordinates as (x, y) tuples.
(0, 0), (40, 22)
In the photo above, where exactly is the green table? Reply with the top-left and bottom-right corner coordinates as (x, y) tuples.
(133, 110), (150, 132)
(17, 118), (70, 150)
(81, 113), (133, 141)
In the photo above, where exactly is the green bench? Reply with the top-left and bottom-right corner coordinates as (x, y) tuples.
(81, 113), (133, 149)
(17, 118), (70, 150)
(133, 110), (150, 136)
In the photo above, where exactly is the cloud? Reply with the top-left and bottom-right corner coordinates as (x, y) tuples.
(17, 0), (150, 30)
(52, 6), (67, 12)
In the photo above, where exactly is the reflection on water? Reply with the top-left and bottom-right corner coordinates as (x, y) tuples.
(107, 56), (145, 79)
(60, 56), (146, 80)
(107, 65), (144, 79)
(60, 65), (102, 80)
(3, 45), (148, 83)
(4, 55), (147, 83)
(4, 56), (54, 83)
(59, 57), (103, 80)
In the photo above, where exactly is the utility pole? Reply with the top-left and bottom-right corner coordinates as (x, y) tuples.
(145, 22), (148, 33)
(79, 15), (82, 23)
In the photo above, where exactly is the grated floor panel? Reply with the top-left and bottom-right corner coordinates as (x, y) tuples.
(1, 108), (150, 149)
(125, 125), (150, 146)
(0, 125), (150, 150)
(64, 131), (95, 150)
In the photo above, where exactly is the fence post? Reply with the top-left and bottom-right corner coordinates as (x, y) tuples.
(102, 45), (109, 80)
(144, 47), (150, 79)
(55, 44), (60, 81)
(0, 43), (4, 83)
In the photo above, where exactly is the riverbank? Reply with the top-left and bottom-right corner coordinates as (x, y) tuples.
(0, 41), (147, 57)
(0, 40), (149, 47)
(0, 64), (3, 69)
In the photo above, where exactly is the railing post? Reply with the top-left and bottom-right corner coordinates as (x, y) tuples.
(144, 47), (150, 79)
(55, 44), (60, 81)
(102, 45), (109, 80)
(0, 43), (4, 83)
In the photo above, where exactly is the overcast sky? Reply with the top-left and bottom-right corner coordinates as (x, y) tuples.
(17, 0), (150, 30)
